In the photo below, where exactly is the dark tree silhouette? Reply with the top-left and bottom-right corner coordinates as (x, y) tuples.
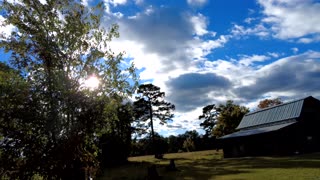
(133, 84), (175, 158)
(199, 104), (219, 137)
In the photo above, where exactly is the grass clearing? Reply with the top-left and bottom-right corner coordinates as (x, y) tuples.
(99, 150), (320, 180)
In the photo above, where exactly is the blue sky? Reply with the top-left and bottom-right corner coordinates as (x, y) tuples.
(2, 0), (320, 136)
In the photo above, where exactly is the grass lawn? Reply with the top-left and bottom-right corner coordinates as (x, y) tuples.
(98, 150), (320, 180)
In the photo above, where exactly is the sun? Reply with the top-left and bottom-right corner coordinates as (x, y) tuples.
(84, 75), (100, 90)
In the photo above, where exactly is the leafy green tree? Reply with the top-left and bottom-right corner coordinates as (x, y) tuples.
(199, 104), (219, 137)
(199, 101), (249, 138)
(213, 101), (249, 137)
(0, 62), (30, 178)
(0, 0), (136, 178)
(258, 98), (283, 109)
(133, 84), (175, 158)
(99, 102), (134, 167)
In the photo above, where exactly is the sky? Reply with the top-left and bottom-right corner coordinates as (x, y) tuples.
(2, 0), (320, 136)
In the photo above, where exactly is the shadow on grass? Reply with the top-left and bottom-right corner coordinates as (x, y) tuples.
(98, 152), (320, 180)
(98, 158), (248, 180)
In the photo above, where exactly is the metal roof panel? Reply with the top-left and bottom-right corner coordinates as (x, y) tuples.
(237, 98), (304, 129)
(220, 121), (297, 139)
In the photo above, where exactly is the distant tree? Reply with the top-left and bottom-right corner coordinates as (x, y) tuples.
(133, 84), (175, 158)
(258, 98), (283, 109)
(213, 101), (249, 137)
(167, 135), (179, 153)
(183, 130), (199, 140)
(183, 138), (195, 152)
(199, 104), (219, 137)
(130, 132), (168, 156)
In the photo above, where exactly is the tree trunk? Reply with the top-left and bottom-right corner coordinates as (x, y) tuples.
(149, 101), (156, 158)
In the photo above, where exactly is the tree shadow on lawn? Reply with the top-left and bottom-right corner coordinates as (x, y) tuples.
(98, 159), (248, 180)
(98, 153), (320, 180)
(161, 153), (320, 179)
(175, 156), (320, 172)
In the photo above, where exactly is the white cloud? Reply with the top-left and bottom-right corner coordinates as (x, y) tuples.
(153, 108), (204, 136)
(267, 52), (280, 58)
(144, 6), (154, 15)
(187, 0), (208, 7)
(188, 35), (228, 61)
(134, 0), (143, 5)
(258, 0), (320, 40)
(113, 12), (124, 18)
(244, 17), (256, 24)
(82, 0), (89, 6)
(239, 54), (270, 66)
(297, 35), (320, 44)
(291, 47), (299, 54)
(105, 0), (127, 6)
(190, 13), (210, 36)
(0, 15), (16, 41)
(231, 24), (269, 38)
(104, 0), (128, 14)
(39, 0), (47, 5)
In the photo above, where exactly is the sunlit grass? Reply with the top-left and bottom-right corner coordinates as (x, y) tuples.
(99, 150), (320, 180)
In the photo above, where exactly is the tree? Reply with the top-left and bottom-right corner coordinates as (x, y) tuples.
(0, 0), (137, 178)
(213, 101), (249, 137)
(99, 102), (134, 167)
(199, 101), (249, 138)
(199, 104), (219, 137)
(133, 84), (175, 158)
(258, 98), (283, 109)
(183, 138), (195, 152)
(167, 135), (179, 153)
(0, 62), (31, 178)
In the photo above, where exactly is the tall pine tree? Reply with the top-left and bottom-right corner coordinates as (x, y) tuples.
(133, 84), (175, 158)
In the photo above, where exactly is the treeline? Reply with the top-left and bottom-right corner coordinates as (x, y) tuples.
(131, 131), (217, 156)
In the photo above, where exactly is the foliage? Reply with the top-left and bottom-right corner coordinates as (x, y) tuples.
(130, 132), (168, 156)
(200, 101), (249, 138)
(0, 0), (137, 178)
(213, 101), (249, 137)
(258, 98), (283, 109)
(183, 138), (195, 152)
(199, 104), (219, 136)
(133, 84), (175, 157)
(130, 130), (216, 156)
(99, 103), (134, 167)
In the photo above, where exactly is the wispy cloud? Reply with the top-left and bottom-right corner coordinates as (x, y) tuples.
(187, 0), (208, 7)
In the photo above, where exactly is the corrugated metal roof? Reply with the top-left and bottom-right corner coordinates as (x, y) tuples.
(237, 98), (306, 130)
(220, 120), (297, 139)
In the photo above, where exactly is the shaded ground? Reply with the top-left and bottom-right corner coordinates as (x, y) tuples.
(98, 150), (320, 180)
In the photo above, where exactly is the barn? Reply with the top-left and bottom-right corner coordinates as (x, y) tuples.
(220, 96), (320, 158)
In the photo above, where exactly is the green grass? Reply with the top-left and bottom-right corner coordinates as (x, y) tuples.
(98, 150), (320, 180)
